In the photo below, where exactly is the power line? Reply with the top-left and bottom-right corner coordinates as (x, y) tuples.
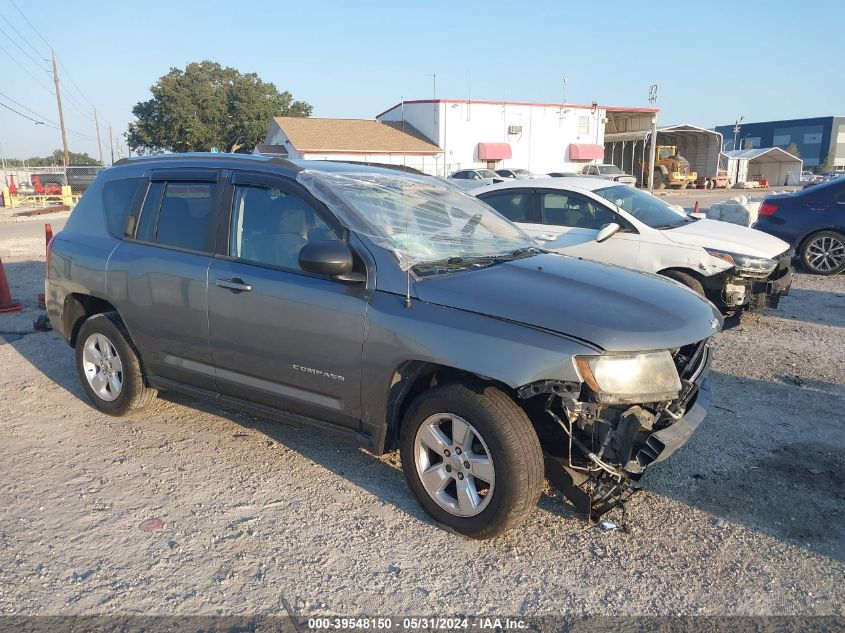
(0, 41), (54, 95)
(0, 14), (46, 59)
(9, 0), (52, 52)
(0, 94), (96, 141)
(0, 99), (48, 125)
(0, 22), (49, 70)
(57, 56), (96, 109)
(0, 89), (57, 125)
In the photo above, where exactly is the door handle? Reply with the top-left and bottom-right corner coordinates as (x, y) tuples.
(216, 277), (252, 292)
(536, 233), (558, 241)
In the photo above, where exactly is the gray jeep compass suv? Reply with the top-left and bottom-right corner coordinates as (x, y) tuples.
(46, 154), (722, 539)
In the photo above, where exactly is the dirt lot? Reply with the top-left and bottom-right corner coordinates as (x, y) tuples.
(0, 221), (844, 618)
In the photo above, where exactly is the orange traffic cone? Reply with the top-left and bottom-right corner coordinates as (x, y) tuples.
(0, 257), (22, 313)
(37, 224), (54, 310)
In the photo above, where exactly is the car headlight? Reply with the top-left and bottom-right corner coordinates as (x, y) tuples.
(575, 350), (682, 404)
(705, 248), (777, 276)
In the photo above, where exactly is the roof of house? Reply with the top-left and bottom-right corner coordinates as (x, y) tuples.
(723, 147), (802, 162)
(375, 99), (659, 119)
(271, 117), (442, 154)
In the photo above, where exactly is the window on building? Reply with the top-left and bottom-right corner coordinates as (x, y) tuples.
(578, 116), (590, 135)
(541, 192), (616, 230)
(230, 185), (340, 271)
(481, 192), (534, 223)
(804, 133), (822, 144)
(744, 137), (761, 149)
(773, 134), (791, 146)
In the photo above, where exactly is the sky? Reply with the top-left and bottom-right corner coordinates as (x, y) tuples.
(1, 0), (843, 160)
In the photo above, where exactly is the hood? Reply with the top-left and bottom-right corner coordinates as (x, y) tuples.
(662, 218), (789, 258)
(414, 254), (721, 352)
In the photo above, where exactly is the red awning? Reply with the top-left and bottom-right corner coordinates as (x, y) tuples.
(477, 142), (512, 160)
(568, 143), (605, 160)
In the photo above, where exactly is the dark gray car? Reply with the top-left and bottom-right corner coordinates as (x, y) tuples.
(45, 154), (722, 539)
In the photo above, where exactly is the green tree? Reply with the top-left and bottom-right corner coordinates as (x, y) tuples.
(819, 149), (835, 173)
(126, 61), (312, 154)
(4, 149), (99, 167)
(784, 143), (800, 158)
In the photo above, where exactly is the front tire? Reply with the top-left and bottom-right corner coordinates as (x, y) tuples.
(75, 312), (156, 416)
(654, 172), (666, 190)
(399, 382), (543, 539)
(800, 231), (845, 275)
(660, 269), (706, 297)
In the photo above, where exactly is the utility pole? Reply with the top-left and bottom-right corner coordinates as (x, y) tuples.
(647, 84), (658, 192)
(51, 50), (70, 169)
(108, 125), (115, 164)
(93, 109), (104, 165)
(732, 116), (744, 152)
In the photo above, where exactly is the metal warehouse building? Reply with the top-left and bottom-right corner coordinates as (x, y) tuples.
(715, 116), (845, 169)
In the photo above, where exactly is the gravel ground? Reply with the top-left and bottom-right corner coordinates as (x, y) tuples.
(0, 230), (843, 618)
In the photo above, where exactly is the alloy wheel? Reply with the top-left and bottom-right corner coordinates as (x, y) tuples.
(806, 235), (845, 273)
(81, 333), (124, 402)
(413, 413), (496, 517)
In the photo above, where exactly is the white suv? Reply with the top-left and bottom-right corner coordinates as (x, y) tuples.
(473, 177), (794, 313)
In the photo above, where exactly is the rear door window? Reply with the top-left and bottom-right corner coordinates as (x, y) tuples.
(135, 181), (218, 252)
(481, 191), (534, 222)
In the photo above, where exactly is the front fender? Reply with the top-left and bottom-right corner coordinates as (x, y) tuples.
(360, 291), (597, 448)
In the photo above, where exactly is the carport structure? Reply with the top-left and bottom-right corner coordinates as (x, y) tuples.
(604, 123), (723, 187)
(722, 147), (803, 186)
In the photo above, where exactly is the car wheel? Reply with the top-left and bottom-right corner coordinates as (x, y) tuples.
(399, 382), (543, 539)
(75, 312), (156, 416)
(654, 173), (665, 190)
(660, 270), (706, 296)
(800, 231), (845, 275)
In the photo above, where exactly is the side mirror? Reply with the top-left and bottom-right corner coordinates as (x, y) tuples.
(299, 241), (360, 280)
(595, 222), (621, 243)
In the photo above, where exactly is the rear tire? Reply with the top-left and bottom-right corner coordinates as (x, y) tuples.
(800, 230), (845, 275)
(660, 269), (706, 297)
(654, 172), (666, 190)
(399, 382), (544, 539)
(75, 312), (156, 416)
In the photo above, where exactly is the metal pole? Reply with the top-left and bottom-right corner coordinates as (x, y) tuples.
(648, 115), (657, 192)
(108, 125), (115, 164)
(93, 109), (104, 165)
(51, 51), (70, 169)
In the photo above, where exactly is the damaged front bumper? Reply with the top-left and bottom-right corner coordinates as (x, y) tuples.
(710, 249), (794, 311)
(521, 342), (712, 523)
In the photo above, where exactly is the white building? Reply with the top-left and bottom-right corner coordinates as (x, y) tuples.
(376, 99), (658, 176)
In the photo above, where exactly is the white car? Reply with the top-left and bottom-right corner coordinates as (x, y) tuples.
(472, 177), (794, 313)
(581, 164), (637, 186)
(449, 168), (507, 190)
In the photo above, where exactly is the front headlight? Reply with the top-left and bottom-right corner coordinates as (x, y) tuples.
(705, 248), (777, 276)
(575, 350), (682, 404)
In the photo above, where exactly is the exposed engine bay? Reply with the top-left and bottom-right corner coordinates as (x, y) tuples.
(518, 340), (711, 524)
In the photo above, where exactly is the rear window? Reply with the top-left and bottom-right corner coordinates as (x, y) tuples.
(135, 181), (217, 252)
(102, 178), (142, 238)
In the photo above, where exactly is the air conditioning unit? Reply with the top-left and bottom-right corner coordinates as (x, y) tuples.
(507, 125), (523, 134)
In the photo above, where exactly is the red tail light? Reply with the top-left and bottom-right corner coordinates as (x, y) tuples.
(759, 202), (778, 217)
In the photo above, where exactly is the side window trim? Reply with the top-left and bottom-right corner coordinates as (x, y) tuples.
(219, 174), (348, 279)
(129, 173), (224, 255)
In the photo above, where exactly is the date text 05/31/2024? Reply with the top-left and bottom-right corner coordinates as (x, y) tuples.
(306, 617), (528, 630)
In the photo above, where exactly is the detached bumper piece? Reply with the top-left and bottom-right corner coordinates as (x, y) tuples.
(536, 343), (711, 524)
(749, 249), (794, 311)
